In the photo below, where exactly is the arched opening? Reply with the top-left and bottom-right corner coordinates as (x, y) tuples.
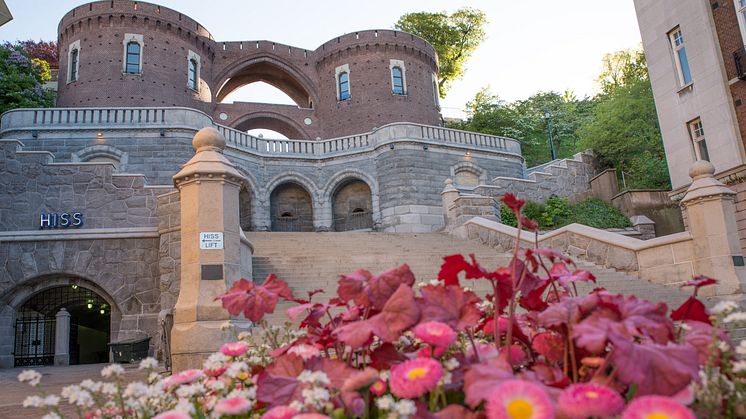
(216, 61), (314, 108)
(455, 170), (480, 188)
(234, 113), (307, 140)
(221, 81), (297, 106)
(14, 285), (110, 366)
(270, 182), (314, 232)
(332, 179), (373, 231)
(239, 187), (252, 231)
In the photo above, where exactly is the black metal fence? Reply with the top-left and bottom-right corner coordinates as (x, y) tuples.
(334, 211), (373, 231)
(14, 316), (55, 367)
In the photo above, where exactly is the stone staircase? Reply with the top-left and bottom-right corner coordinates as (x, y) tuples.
(247, 232), (693, 325)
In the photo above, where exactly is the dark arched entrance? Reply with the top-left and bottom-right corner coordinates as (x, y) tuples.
(332, 179), (373, 231)
(239, 187), (252, 231)
(270, 182), (314, 232)
(14, 285), (110, 366)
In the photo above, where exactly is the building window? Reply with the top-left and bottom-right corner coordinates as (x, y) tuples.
(669, 27), (692, 86)
(122, 34), (143, 75)
(339, 72), (350, 100)
(389, 59), (407, 95)
(688, 118), (710, 161)
(736, 1), (746, 43)
(67, 40), (81, 83)
(432, 73), (440, 108)
(187, 50), (200, 91)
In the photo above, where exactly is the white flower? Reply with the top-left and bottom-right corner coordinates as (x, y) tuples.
(139, 357), (159, 370)
(220, 321), (234, 331)
(18, 369), (41, 386)
(225, 361), (249, 379)
(395, 399), (417, 417)
(712, 300), (739, 315)
(124, 382), (149, 398)
(204, 352), (228, 370)
(679, 322), (691, 332)
(176, 383), (205, 399)
(175, 398), (196, 414)
(41, 414), (61, 419)
(68, 389), (93, 407)
(736, 340), (746, 356)
(101, 382), (118, 395)
(207, 379), (226, 391)
(101, 364), (125, 378)
(79, 379), (101, 391)
(444, 358), (460, 371)
(734, 360), (746, 374)
(237, 331), (252, 340)
(376, 395), (395, 411)
(379, 370), (391, 380)
(289, 400), (304, 411)
(297, 370), (330, 385)
(441, 372), (453, 385)
(718, 341), (730, 352)
(43, 395), (60, 407)
(723, 312), (746, 324)
(22, 395), (43, 408)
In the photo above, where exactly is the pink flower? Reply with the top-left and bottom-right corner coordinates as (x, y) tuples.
(287, 343), (321, 360)
(204, 367), (227, 377)
(499, 345), (527, 366)
(261, 406), (298, 419)
(153, 412), (191, 419)
(220, 342), (249, 357)
(390, 358), (443, 398)
(413, 321), (456, 348)
(622, 396), (696, 419)
(370, 379), (387, 396)
(165, 369), (204, 388)
(486, 379), (554, 419)
(558, 383), (625, 419)
(215, 396), (252, 415)
(295, 415), (330, 419)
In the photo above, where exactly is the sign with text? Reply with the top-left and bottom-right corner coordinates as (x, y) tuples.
(40, 212), (84, 229)
(199, 232), (224, 250)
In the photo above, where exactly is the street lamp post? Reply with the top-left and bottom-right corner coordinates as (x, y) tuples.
(544, 111), (557, 161)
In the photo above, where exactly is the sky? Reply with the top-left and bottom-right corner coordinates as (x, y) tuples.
(1, 0), (643, 121)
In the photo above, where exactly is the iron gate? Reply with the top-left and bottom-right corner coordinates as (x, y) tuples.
(13, 316), (56, 367)
(334, 211), (373, 231)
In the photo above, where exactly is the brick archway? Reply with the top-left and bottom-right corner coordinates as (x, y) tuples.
(233, 112), (310, 139)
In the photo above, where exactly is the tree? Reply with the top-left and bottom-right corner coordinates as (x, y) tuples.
(579, 49), (670, 189)
(0, 43), (56, 114)
(395, 8), (487, 98)
(15, 40), (58, 69)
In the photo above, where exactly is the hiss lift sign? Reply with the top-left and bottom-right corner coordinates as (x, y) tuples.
(199, 232), (224, 250)
(40, 212), (84, 229)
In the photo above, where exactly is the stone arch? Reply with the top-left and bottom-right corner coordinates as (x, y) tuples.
(71, 144), (128, 170)
(232, 111), (310, 140)
(269, 182), (315, 232)
(214, 57), (317, 108)
(0, 274), (122, 368)
(451, 161), (487, 188)
(322, 170), (380, 230)
(233, 167), (259, 231)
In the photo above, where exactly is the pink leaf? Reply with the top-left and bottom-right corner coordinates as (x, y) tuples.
(418, 284), (481, 331)
(463, 360), (514, 408)
(256, 372), (301, 407)
(550, 262), (596, 288)
(681, 275), (718, 291)
(216, 275), (294, 322)
(609, 333), (698, 396)
(671, 296), (711, 325)
(337, 265), (415, 310)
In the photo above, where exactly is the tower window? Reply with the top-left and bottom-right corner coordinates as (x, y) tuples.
(126, 42), (141, 74)
(392, 67), (404, 95)
(736, 1), (746, 45)
(69, 49), (79, 81)
(188, 58), (198, 90)
(669, 27), (692, 86)
(338, 71), (350, 101)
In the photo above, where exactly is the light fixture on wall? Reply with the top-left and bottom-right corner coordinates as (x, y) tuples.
(160, 129), (165, 137)
(423, 144), (429, 150)
(389, 143), (395, 149)
(96, 132), (103, 138)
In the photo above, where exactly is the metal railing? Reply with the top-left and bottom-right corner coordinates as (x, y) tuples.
(334, 211), (374, 231)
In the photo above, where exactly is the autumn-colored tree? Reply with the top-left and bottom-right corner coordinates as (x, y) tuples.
(395, 8), (487, 98)
(15, 40), (58, 69)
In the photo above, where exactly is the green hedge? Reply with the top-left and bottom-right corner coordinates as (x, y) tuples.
(499, 196), (631, 230)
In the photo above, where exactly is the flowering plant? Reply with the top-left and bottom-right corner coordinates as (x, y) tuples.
(20, 194), (746, 418)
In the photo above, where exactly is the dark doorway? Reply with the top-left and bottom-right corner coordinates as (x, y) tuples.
(332, 180), (373, 231)
(14, 285), (111, 366)
(270, 182), (314, 231)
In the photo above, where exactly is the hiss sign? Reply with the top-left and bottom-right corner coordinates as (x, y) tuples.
(199, 232), (224, 250)
(40, 212), (84, 229)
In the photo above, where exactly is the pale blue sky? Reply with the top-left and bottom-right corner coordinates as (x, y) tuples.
(1, 0), (642, 119)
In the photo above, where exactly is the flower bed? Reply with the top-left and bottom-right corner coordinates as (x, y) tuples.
(20, 194), (746, 418)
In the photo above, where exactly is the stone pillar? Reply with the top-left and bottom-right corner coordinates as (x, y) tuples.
(54, 308), (70, 366)
(630, 215), (656, 240)
(170, 127), (248, 371)
(441, 179), (459, 228)
(680, 161), (746, 296)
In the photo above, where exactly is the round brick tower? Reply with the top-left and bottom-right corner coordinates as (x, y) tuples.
(56, 0), (215, 111)
(314, 30), (441, 138)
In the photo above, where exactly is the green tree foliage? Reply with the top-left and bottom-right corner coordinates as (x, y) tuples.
(579, 50), (670, 189)
(0, 43), (56, 114)
(500, 196), (631, 230)
(395, 8), (487, 98)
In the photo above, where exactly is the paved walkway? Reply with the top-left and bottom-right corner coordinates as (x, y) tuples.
(0, 363), (159, 418)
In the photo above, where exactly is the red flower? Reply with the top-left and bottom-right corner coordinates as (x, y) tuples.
(500, 193), (525, 215)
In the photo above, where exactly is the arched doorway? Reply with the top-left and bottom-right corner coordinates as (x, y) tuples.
(14, 285), (110, 366)
(270, 182), (314, 232)
(239, 187), (252, 231)
(215, 60), (315, 108)
(332, 180), (373, 231)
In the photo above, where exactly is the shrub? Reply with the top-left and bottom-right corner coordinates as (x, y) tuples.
(500, 196), (631, 230)
(19, 194), (746, 418)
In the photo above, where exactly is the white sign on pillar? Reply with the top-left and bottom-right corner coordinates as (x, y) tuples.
(199, 232), (224, 250)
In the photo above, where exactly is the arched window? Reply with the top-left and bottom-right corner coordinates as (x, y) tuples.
(125, 41), (141, 74)
(338, 71), (350, 101)
(188, 58), (198, 90)
(391, 67), (404, 95)
(69, 49), (79, 81)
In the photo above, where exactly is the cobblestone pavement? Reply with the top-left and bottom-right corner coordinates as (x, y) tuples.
(0, 363), (163, 418)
